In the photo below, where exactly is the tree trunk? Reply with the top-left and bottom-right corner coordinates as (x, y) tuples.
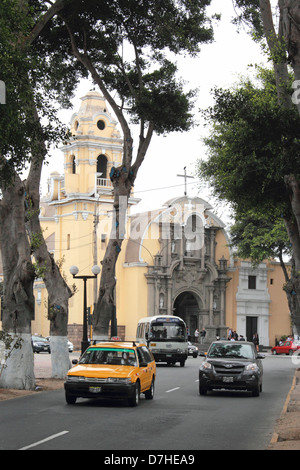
(25, 153), (73, 378)
(280, 0), (300, 81)
(283, 176), (300, 335)
(93, 168), (131, 338)
(0, 175), (35, 389)
(259, 0), (300, 334)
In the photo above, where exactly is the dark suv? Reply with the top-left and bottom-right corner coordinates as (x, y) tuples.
(199, 341), (264, 397)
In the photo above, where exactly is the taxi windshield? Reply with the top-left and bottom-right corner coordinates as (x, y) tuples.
(79, 348), (137, 366)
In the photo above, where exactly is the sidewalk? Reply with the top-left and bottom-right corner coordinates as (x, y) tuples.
(34, 352), (80, 379)
(268, 368), (300, 450)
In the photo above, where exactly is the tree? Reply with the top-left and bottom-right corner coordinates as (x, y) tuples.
(199, 0), (300, 333)
(197, 66), (300, 332)
(36, 0), (215, 338)
(0, 0), (81, 387)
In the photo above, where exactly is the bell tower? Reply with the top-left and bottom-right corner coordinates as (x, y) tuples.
(61, 90), (123, 203)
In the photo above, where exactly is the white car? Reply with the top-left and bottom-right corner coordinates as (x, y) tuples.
(188, 341), (198, 358)
(46, 337), (74, 352)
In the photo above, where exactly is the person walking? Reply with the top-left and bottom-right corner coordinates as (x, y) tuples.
(252, 332), (259, 352)
(194, 328), (199, 343)
(200, 327), (206, 344)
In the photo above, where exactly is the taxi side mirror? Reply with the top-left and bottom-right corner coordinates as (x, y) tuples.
(139, 361), (147, 367)
(72, 359), (78, 364)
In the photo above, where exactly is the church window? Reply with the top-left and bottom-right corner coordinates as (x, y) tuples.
(71, 155), (76, 174)
(248, 275), (256, 289)
(97, 154), (108, 178)
(97, 119), (105, 130)
(67, 234), (70, 250)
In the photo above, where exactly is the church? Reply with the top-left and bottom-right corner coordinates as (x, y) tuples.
(1, 90), (290, 349)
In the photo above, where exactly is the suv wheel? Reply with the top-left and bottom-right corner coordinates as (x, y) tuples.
(252, 386), (260, 397)
(199, 383), (207, 396)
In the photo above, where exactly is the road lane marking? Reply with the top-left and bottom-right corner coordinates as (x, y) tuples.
(165, 387), (180, 393)
(19, 431), (69, 450)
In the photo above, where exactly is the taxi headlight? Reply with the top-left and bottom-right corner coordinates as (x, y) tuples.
(107, 377), (132, 384)
(245, 363), (259, 371)
(66, 375), (84, 382)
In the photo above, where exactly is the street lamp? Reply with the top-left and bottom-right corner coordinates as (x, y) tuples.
(69, 265), (101, 354)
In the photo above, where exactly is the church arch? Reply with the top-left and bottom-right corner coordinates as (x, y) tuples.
(173, 290), (203, 339)
(97, 154), (108, 178)
(206, 261), (218, 282)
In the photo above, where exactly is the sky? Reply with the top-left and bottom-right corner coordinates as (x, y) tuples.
(41, 0), (274, 227)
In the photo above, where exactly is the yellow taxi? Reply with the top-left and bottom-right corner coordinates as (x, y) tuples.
(64, 341), (156, 406)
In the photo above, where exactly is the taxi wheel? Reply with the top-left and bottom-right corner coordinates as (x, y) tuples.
(65, 392), (77, 405)
(145, 378), (155, 400)
(129, 381), (140, 407)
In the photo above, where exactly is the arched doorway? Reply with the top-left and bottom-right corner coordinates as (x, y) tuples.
(173, 291), (200, 340)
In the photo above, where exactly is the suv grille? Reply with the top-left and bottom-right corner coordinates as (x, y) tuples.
(213, 364), (244, 375)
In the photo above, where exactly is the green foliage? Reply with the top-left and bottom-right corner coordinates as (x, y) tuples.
(37, 0), (214, 136)
(0, 0), (81, 185)
(230, 208), (291, 264)
(231, 0), (264, 41)
(198, 66), (300, 215)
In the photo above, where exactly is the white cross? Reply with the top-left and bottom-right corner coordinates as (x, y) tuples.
(177, 167), (194, 196)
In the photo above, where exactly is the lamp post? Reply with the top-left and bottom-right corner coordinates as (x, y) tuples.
(69, 265), (101, 354)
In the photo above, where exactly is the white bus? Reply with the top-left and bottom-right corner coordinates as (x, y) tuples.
(136, 315), (188, 367)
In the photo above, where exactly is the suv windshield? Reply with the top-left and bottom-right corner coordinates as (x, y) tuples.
(208, 343), (254, 360)
(79, 347), (137, 366)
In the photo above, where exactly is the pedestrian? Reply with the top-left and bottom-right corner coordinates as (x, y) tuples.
(200, 327), (206, 344)
(194, 328), (199, 343)
(239, 335), (245, 341)
(252, 332), (259, 352)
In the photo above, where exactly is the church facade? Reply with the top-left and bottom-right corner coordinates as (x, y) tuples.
(0, 91), (291, 349)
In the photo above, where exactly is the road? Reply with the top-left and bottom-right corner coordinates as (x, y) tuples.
(0, 355), (296, 452)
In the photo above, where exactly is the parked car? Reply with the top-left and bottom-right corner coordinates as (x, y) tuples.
(188, 341), (198, 358)
(271, 340), (300, 356)
(199, 340), (264, 397)
(64, 341), (156, 406)
(46, 337), (74, 353)
(31, 335), (51, 354)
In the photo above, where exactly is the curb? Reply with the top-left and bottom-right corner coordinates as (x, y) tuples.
(268, 369), (300, 450)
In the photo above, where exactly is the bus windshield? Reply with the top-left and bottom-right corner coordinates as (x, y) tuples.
(149, 321), (186, 342)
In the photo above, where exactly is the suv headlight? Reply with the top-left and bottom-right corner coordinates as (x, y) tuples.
(200, 361), (212, 370)
(107, 377), (132, 384)
(245, 363), (259, 371)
